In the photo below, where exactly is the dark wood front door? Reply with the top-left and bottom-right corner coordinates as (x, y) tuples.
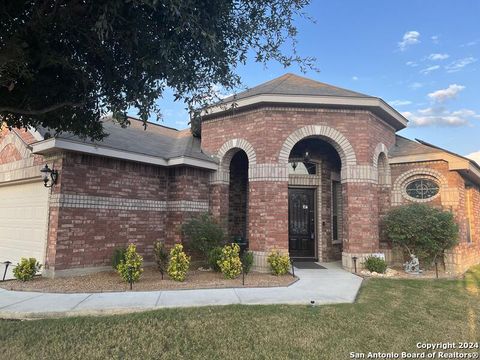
(288, 188), (316, 259)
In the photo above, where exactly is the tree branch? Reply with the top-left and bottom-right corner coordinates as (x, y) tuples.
(0, 102), (83, 116)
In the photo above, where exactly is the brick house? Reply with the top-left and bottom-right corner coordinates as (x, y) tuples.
(1, 73), (479, 277)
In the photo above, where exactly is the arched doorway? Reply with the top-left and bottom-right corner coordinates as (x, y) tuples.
(228, 150), (249, 246)
(287, 138), (343, 261)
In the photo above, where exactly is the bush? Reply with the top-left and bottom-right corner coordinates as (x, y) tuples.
(383, 203), (459, 266)
(13, 258), (42, 281)
(168, 244), (190, 282)
(267, 251), (290, 276)
(217, 243), (242, 279)
(117, 244), (143, 284)
(111, 247), (126, 270)
(208, 246), (223, 272)
(241, 251), (254, 275)
(363, 256), (387, 273)
(153, 241), (169, 279)
(182, 213), (225, 262)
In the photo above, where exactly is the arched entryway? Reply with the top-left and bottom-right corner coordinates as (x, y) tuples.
(287, 137), (343, 261)
(228, 150), (249, 245)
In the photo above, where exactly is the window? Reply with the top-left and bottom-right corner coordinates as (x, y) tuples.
(405, 179), (439, 200)
(332, 180), (342, 244)
(289, 161), (317, 175)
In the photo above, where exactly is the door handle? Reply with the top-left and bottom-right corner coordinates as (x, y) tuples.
(310, 233), (314, 240)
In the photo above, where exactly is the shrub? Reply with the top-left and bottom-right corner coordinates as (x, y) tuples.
(241, 251), (254, 275)
(13, 258), (42, 281)
(153, 241), (169, 279)
(168, 244), (191, 282)
(117, 244), (143, 284)
(383, 203), (459, 266)
(182, 213), (225, 262)
(363, 256), (387, 273)
(208, 246), (223, 272)
(267, 251), (290, 276)
(111, 247), (126, 270)
(217, 243), (242, 279)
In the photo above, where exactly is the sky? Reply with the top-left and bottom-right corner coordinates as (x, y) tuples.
(129, 0), (480, 162)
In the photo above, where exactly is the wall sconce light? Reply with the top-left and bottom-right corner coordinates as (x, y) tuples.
(304, 150), (311, 162)
(40, 164), (58, 188)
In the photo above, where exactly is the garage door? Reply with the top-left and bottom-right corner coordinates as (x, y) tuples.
(0, 181), (49, 280)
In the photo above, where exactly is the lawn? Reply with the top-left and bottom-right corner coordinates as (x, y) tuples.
(1, 266), (479, 360)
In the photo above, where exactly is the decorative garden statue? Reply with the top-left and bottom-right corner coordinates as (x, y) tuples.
(404, 254), (421, 274)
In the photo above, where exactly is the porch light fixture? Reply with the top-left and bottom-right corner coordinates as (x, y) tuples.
(304, 150), (311, 162)
(40, 164), (58, 188)
(290, 150), (311, 172)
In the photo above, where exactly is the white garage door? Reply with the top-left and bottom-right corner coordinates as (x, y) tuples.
(0, 181), (49, 280)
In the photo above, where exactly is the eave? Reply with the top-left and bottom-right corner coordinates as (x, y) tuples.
(31, 138), (218, 170)
(202, 94), (408, 131)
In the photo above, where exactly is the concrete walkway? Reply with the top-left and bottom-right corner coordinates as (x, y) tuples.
(0, 262), (362, 319)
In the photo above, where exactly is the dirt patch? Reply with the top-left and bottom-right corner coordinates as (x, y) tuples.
(0, 266), (297, 293)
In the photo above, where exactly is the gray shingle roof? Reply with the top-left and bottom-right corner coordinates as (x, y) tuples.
(389, 135), (440, 158)
(47, 117), (215, 163)
(390, 135), (480, 170)
(221, 73), (372, 102)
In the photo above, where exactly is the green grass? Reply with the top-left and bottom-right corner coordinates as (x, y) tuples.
(1, 266), (479, 360)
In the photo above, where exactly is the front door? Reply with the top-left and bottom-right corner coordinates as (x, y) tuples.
(288, 188), (316, 259)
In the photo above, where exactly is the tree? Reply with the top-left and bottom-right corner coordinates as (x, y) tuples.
(383, 203), (459, 266)
(0, 1), (314, 140)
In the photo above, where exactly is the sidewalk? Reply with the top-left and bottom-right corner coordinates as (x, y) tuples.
(0, 262), (362, 319)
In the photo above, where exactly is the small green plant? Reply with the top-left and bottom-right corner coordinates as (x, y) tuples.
(117, 244), (143, 284)
(208, 246), (223, 272)
(153, 241), (169, 279)
(241, 251), (254, 275)
(267, 251), (290, 276)
(182, 213), (225, 262)
(168, 244), (191, 282)
(363, 256), (388, 273)
(218, 243), (242, 279)
(13, 258), (42, 281)
(111, 247), (126, 270)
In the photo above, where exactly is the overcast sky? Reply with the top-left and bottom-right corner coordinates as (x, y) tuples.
(130, 0), (480, 162)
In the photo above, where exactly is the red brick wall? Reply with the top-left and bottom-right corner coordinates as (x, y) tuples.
(387, 160), (480, 272)
(0, 143), (22, 164)
(202, 105), (396, 258)
(46, 152), (211, 273)
(202, 107), (395, 165)
(0, 128), (44, 167)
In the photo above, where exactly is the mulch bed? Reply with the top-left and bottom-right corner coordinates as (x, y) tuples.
(360, 266), (462, 280)
(0, 266), (297, 293)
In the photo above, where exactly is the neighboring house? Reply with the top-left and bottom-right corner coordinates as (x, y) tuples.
(0, 73), (479, 278)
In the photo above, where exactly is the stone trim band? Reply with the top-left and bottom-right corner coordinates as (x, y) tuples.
(49, 194), (209, 212)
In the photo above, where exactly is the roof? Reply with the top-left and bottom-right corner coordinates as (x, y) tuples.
(389, 135), (480, 184)
(31, 117), (217, 169)
(389, 135), (440, 158)
(221, 73), (371, 102)
(416, 138), (480, 169)
(204, 73), (408, 130)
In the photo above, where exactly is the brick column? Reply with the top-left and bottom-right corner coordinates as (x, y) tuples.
(248, 164), (289, 272)
(209, 170), (230, 230)
(341, 165), (380, 271)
